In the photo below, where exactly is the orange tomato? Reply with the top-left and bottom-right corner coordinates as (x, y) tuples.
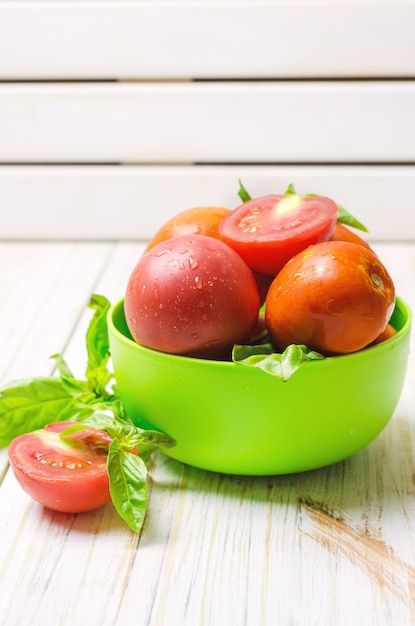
(145, 206), (231, 251)
(265, 241), (395, 355)
(370, 323), (398, 345)
(332, 223), (371, 249)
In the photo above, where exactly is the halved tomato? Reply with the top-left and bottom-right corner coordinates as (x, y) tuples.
(219, 193), (338, 275)
(8, 421), (112, 513)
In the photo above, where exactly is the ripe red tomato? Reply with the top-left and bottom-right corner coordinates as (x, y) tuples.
(252, 270), (275, 306)
(145, 206), (231, 251)
(332, 222), (371, 249)
(8, 421), (112, 513)
(218, 193), (338, 275)
(265, 241), (395, 355)
(125, 234), (260, 358)
(145, 205), (272, 305)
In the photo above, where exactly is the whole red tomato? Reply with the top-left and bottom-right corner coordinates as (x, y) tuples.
(125, 234), (260, 358)
(265, 241), (395, 355)
(219, 193), (338, 275)
(145, 206), (231, 251)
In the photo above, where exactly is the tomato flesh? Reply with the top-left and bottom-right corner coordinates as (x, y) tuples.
(219, 194), (338, 275)
(8, 422), (112, 514)
(265, 241), (396, 355)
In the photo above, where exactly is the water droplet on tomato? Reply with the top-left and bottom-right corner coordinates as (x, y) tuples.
(188, 256), (199, 270)
(194, 276), (203, 289)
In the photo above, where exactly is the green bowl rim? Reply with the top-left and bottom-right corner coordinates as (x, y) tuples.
(107, 295), (412, 367)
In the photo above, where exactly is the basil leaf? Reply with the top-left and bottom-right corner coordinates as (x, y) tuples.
(108, 441), (149, 533)
(127, 428), (176, 449)
(81, 411), (133, 440)
(51, 353), (74, 379)
(238, 179), (252, 202)
(126, 428), (176, 465)
(83, 412), (175, 457)
(0, 378), (74, 446)
(85, 294), (112, 394)
(50, 354), (94, 397)
(284, 183), (297, 194)
(233, 343), (324, 381)
(233, 341), (275, 361)
(336, 204), (369, 232)
(85, 359), (114, 398)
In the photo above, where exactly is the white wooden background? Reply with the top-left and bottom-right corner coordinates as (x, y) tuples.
(1, 1), (415, 625)
(0, 0), (415, 241)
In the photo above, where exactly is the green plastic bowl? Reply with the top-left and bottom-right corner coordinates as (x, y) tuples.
(108, 297), (411, 475)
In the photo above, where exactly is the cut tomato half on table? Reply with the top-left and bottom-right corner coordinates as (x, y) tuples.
(8, 421), (112, 513)
(219, 193), (338, 275)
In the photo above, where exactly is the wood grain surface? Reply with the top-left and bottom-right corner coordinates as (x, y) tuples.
(0, 241), (414, 626)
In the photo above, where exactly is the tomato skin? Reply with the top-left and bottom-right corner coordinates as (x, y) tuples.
(145, 206), (231, 252)
(145, 205), (272, 304)
(125, 234), (260, 358)
(218, 194), (338, 276)
(265, 241), (395, 356)
(370, 323), (397, 345)
(252, 270), (275, 305)
(8, 422), (112, 514)
(332, 223), (371, 249)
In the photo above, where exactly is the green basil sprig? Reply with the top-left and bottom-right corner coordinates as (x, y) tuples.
(0, 294), (175, 533)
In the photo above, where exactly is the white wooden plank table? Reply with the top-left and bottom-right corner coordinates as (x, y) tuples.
(0, 240), (414, 626)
